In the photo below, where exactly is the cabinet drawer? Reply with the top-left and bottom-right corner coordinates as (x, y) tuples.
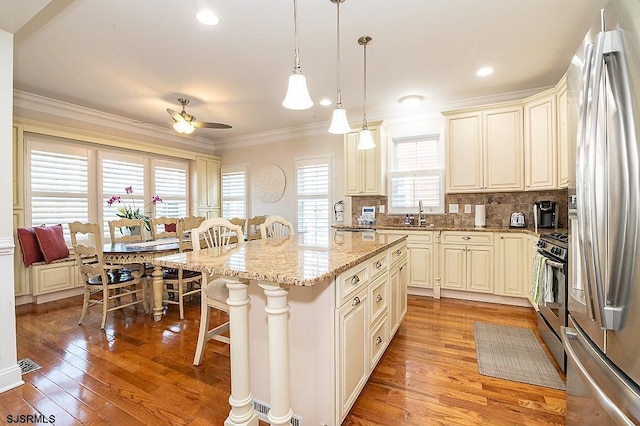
(369, 315), (389, 369)
(441, 231), (493, 245)
(389, 242), (407, 266)
(369, 272), (389, 326)
(337, 262), (369, 307)
(31, 262), (75, 295)
(406, 232), (433, 244)
(369, 251), (388, 280)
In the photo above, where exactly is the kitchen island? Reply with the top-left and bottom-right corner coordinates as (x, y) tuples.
(153, 231), (407, 426)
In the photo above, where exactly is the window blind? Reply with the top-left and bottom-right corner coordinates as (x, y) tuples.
(154, 164), (187, 218)
(296, 160), (330, 245)
(222, 167), (247, 219)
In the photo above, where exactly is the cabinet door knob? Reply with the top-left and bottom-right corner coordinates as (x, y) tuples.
(375, 261), (382, 269)
(351, 275), (360, 285)
(376, 336), (383, 345)
(376, 294), (383, 302)
(462, 236), (471, 240)
(396, 249), (402, 255)
(352, 296), (361, 306)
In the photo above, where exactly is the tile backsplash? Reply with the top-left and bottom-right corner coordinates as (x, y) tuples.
(351, 189), (569, 229)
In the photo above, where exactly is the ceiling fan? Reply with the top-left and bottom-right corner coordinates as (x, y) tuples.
(167, 98), (232, 134)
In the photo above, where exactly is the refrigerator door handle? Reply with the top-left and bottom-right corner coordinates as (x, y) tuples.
(563, 325), (640, 425)
(576, 41), (597, 321)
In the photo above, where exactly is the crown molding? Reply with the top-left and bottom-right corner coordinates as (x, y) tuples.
(13, 90), (215, 152)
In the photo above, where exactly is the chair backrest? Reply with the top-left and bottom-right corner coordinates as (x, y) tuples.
(229, 217), (247, 234)
(177, 216), (206, 252)
(70, 221), (108, 284)
(246, 215), (267, 241)
(109, 218), (145, 243)
(150, 216), (178, 240)
(192, 218), (245, 252)
(260, 215), (295, 239)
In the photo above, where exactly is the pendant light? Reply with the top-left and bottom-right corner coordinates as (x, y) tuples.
(282, 0), (313, 110)
(357, 36), (375, 149)
(328, 0), (351, 134)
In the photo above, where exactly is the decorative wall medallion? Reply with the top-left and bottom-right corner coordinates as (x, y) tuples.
(256, 164), (286, 203)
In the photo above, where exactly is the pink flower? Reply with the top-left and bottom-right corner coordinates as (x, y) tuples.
(106, 195), (121, 207)
(125, 186), (133, 194)
(151, 195), (163, 205)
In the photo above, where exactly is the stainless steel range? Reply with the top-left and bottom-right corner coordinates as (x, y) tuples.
(536, 232), (568, 371)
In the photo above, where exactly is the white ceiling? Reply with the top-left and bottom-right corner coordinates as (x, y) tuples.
(3, 0), (607, 148)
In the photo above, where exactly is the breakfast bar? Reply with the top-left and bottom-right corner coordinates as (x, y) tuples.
(153, 231), (408, 426)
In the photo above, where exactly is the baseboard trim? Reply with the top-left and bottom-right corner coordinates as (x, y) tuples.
(408, 286), (532, 308)
(0, 364), (23, 394)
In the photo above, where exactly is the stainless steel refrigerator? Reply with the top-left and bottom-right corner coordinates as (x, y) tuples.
(564, 0), (640, 423)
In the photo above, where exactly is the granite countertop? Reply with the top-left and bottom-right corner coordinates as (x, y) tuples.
(332, 224), (563, 237)
(152, 232), (407, 287)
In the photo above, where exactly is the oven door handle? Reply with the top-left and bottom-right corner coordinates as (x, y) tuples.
(545, 258), (565, 270)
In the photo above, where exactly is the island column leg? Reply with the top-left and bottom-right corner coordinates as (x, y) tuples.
(259, 282), (293, 426)
(225, 280), (259, 426)
(152, 264), (164, 321)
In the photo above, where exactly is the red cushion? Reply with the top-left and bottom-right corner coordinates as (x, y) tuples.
(17, 227), (44, 266)
(34, 224), (70, 263)
(164, 223), (176, 232)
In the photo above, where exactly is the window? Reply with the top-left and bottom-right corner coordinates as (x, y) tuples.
(25, 133), (190, 243)
(221, 165), (248, 219)
(296, 157), (331, 245)
(388, 134), (444, 214)
(28, 141), (90, 240)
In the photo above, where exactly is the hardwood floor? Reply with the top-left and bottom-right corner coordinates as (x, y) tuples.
(0, 294), (566, 425)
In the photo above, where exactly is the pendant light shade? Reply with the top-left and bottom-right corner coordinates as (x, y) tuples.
(328, 0), (351, 134)
(357, 36), (374, 150)
(282, 0), (313, 110)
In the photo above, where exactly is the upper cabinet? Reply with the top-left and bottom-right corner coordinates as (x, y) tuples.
(344, 121), (387, 196)
(444, 103), (523, 193)
(195, 157), (220, 213)
(523, 88), (558, 190)
(556, 76), (569, 189)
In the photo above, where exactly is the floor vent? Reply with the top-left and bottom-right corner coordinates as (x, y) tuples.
(18, 358), (41, 374)
(252, 399), (302, 426)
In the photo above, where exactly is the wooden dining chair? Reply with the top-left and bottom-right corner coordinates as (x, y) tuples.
(109, 218), (145, 243)
(246, 215), (267, 241)
(192, 218), (247, 365)
(260, 215), (295, 239)
(150, 216), (178, 240)
(161, 216), (206, 319)
(70, 221), (147, 330)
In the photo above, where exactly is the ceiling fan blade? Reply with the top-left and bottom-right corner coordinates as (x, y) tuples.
(167, 108), (186, 122)
(193, 121), (232, 129)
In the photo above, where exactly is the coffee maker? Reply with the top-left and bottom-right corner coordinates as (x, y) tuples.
(533, 201), (558, 229)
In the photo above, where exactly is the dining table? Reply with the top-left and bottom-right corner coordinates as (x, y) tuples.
(102, 238), (180, 321)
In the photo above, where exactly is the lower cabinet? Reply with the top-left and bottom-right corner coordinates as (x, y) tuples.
(30, 260), (79, 295)
(407, 233), (434, 288)
(441, 244), (494, 293)
(335, 240), (407, 424)
(495, 233), (527, 297)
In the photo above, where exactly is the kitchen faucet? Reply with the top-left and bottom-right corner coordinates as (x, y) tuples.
(418, 200), (427, 226)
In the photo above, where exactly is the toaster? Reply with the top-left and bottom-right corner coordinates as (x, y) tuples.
(510, 212), (526, 228)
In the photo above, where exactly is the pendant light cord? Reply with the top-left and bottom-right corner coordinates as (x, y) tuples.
(293, 0), (301, 73)
(362, 39), (368, 130)
(335, 1), (342, 107)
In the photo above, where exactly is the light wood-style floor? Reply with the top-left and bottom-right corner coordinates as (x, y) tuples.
(0, 294), (566, 425)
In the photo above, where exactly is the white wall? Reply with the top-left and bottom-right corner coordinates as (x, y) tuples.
(214, 113), (445, 227)
(0, 29), (23, 393)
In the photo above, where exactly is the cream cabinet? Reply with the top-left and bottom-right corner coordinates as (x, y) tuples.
(495, 233), (528, 297)
(444, 104), (523, 193)
(524, 89), (557, 190)
(556, 77), (569, 189)
(30, 260), (78, 296)
(344, 121), (387, 196)
(389, 241), (408, 335)
(441, 231), (494, 293)
(195, 157), (220, 211)
(13, 211), (29, 297)
(407, 232), (434, 288)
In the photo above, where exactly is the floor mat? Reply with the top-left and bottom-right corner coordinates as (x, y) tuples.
(473, 322), (565, 390)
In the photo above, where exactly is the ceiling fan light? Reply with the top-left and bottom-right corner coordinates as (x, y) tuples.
(357, 129), (375, 149)
(328, 108), (351, 134)
(282, 73), (313, 110)
(173, 121), (195, 134)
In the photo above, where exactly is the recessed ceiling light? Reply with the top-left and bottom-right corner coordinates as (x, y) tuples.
(476, 67), (494, 77)
(319, 98), (332, 106)
(398, 95), (424, 110)
(196, 10), (219, 26)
